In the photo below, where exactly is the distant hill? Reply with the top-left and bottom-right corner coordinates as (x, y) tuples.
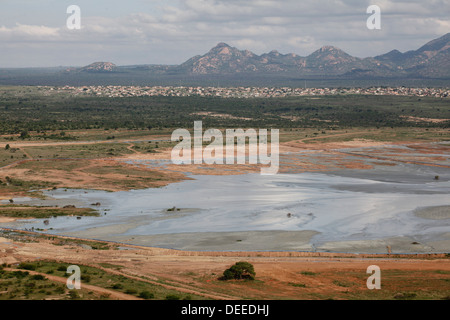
(76, 62), (118, 73)
(2, 33), (449, 87)
(69, 33), (450, 78)
(374, 33), (450, 78)
(169, 33), (449, 78)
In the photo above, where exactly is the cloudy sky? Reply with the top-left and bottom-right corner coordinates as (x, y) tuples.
(0, 0), (449, 67)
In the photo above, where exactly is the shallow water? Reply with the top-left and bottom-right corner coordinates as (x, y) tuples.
(2, 164), (449, 252)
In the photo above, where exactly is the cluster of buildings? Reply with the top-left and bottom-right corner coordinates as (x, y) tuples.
(47, 85), (450, 99)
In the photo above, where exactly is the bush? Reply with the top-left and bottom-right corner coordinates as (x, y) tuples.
(31, 274), (46, 281)
(54, 286), (65, 294)
(18, 262), (37, 271)
(81, 274), (91, 283)
(12, 271), (29, 279)
(69, 290), (80, 300)
(220, 261), (256, 281)
(112, 283), (123, 290)
(57, 265), (67, 272)
(165, 294), (180, 300)
(289, 282), (306, 288)
(139, 291), (154, 299)
(125, 288), (137, 295)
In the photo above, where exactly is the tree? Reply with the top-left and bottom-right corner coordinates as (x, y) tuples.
(19, 130), (30, 139)
(5, 144), (10, 150)
(220, 261), (256, 281)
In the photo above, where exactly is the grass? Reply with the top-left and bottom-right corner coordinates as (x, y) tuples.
(285, 126), (449, 144)
(0, 176), (56, 198)
(0, 265), (101, 300)
(0, 128), (174, 143)
(0, 147), (27, 167)
(206, 266), (450, 300)
(326, 269), (450, 300)
(22, 143), (135, 160)
(0, 205), (99, 219)
(52, 238), (117, 250)
(0, 261), (206, 300)
(130, 140), (177, 153)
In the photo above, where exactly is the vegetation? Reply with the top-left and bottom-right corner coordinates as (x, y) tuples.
(22, 143), (135, 159)
(289, 282), (307, 288)
(220, 261), (256, 281)
(0, 260), (204, 300)
(0, 176), (55, 191)
(0, 87), (448, 139)
(0, 205), (99, 219)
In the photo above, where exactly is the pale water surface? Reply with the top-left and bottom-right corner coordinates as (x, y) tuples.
(2, 164), (450, 252)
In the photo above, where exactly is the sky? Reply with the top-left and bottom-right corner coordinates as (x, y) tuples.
(0, 0), (449, 67)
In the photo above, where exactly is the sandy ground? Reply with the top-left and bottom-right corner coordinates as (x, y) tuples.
(65, 230), (320, 252)
(1, 233), (449, 300)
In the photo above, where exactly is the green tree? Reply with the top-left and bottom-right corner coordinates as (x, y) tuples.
(220, 261), (256, 281)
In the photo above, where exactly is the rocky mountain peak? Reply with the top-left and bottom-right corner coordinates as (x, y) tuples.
(80, 62), (117, 73)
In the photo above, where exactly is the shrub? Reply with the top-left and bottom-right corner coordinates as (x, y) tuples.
(112, 283), (123, 290)
(12, 271), (29, 279)
(165, 294), (180, 300)
(125, 288), (137, 295)
(139, 291), (154, 299)
(220, 261), (256, 281)
(81, 274), (91, 283)
(300, 271), (317, 276)
(69, 290), (80, 300)
(289, 282), (306, 288)
(57, 265), (67, 272)
(54, 286), (65, 294)
(18, 262), (37, 271)
(394, 292), (417, 300)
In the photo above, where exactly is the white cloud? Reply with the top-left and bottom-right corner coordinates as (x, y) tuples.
(0, 23), (60, 40)
(0, 0), (448, 67)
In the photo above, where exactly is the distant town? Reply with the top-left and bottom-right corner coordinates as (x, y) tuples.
(49, 85), (450, 99)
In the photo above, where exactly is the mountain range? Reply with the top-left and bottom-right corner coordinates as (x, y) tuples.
(75, 33), (450, 79)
